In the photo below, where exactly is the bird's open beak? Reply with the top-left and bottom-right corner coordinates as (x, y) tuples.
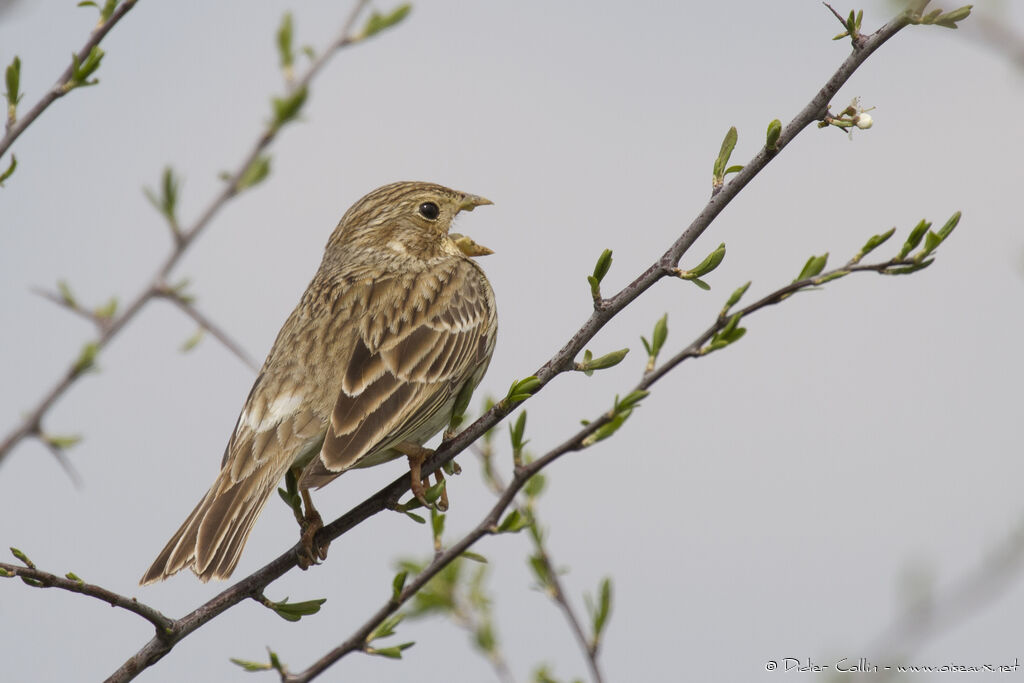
(457, 194), (493, 212)
(449, 233), (494, 257)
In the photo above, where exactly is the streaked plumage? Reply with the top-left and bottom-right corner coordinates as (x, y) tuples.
(141, 181), (497, 584)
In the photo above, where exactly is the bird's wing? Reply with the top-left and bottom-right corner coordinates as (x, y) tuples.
(308, 259), (494, 484)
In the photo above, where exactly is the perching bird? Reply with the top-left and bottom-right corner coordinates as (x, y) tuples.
(141, 181), (497, 584)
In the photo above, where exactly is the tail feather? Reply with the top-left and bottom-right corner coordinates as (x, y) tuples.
(140, 473), (275, 585)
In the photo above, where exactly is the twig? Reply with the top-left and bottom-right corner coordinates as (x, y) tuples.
(0, 562), (172, 633)
(0, 0), (372, 469)
(0, 0), (140, 158)
(155, 290), (261, 372)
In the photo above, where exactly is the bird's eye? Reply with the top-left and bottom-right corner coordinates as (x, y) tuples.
(418, 202), (440, 220)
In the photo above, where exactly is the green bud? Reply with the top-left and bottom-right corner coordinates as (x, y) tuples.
(360, 4), (412, 39)
(796, 253), (828, 281)
(712, 126), (738, 187)
(270, 86), (307, 130)
(766, 119), (782, 150)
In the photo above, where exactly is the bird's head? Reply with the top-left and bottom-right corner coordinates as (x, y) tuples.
(324, 181), (493, 267)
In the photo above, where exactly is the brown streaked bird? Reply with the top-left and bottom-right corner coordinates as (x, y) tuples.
(141, 181), (497, 584)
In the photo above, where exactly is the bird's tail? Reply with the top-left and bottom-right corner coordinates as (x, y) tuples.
(140, 471), (276, 585)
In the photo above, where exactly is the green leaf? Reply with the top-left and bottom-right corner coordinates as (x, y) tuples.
(723, 281), (751, 311)
(589, 249), (613, 299)
(686, 243), (726, 278)
(367, 613), (405, 642)
(180, 328), (204, 353)
(497, 509), (530, 533)
(360, 4), (412, 39)
(367, 642), (415, 659)
(765, 118), (781, 150)
(44, 433), (82, 450)
(93, 297), (118, 320)
(391, 570), (407, 601)
(461, 551), (488, 563)
(67, 46), (105, 90)
(510, 411), (527, 452)
(587, 577), (613, 643)
(404, 511), (426, 524)
(615, 390), (649, 413)
(0, 154), (16, 186)
(5, 56), (21, 108)
(712, 126), (738, 186)
(10, 547), (35, 568)
(270, 85), (307, 130)
(57, 280), (77, 307)
(236, 154), (271, 191)
(898, 219), (931, 259)
(65, 572), (83, 583)
(266, 596), (327, 622)
(229, 658), (272, 672)
(577, 347), (629, 374)
(72, 341), (100, 375)
(431, 506), (445, 543)
(503, 376), (540, 405)
(855, 227), (896, 261)
(143, 166), (181, 226)
(523, 472), (546, 499)
(796, 253), (828, 281)
(936, 210), (961, 241)
(276, 12), (295, 71)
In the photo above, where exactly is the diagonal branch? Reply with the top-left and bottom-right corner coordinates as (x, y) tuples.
(98, 11), (920, 681)
(0, 0), (140, 158)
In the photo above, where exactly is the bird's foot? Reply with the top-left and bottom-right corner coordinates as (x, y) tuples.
(297, 488), (328, 570)
(396, 442), (449, 511)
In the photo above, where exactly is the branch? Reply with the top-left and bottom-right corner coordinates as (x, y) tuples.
(154, 288), (261, 372)
(0, 0), (140, 159)
(0, 559), (172, 634)
(0, 0), (373, 468)
(99, 11), (921, 680)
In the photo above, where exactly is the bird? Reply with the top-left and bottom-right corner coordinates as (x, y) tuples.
(140, 181), (497, 584)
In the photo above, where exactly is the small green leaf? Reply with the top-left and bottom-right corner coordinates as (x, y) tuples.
(67, 46), (105, 90)
(10, 547), (34, 569)
(503, 376), (540, 406)
(765, 118), (781, 150)
(936, 210), (961, 241)
(0, 154), (16, 186)
(367, 613), (405, 642)
(404, 511), (426, 524)
(496, 509), (530, 533)
(523, 472), (546, 499)
(5, 56), (21, 108)
(587, 577), (613, 643)
(723, 281), (751, 311)
(93, 297), (118, 320)
(391, 570), (408, 601)
(686, 243), (726, 278)
(266, 596), (327, 622)
(615, 390), (649, 413)
(855, 227), (896, 261)
(276, 12), (295, 72)
(510, 411), (527, 453)
(898, 219), (931, 259)
(367, 642), (415, 659)
(796, 253), (828, 281)
(577, 348), (629, 374)
(461, 551), (488, 564)
(72, 341), (100, 375)
(180, 327), (204, 353)
(65, 572), (83, 583)
(237, 154), (271, 191)
(143, 166), (181, 227)
(57, 280), (77, 307)
(230, 658), (272, 672)
(44, 433), (82, 450)
(712, 126), (738, 187)
(360, 4), (412, 39)
(588, 249), (613, 300)
(431, 506), (445, 543)
(270, 85), (307, 130)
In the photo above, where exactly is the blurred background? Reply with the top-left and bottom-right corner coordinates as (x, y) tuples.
(2, 1), (1023, 681)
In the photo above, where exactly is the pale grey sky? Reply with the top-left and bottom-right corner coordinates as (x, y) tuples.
(2, 2), (1023, 682)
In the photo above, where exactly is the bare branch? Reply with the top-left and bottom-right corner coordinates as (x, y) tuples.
(0, 562), (172, 633)
(155, 290), (261, 372)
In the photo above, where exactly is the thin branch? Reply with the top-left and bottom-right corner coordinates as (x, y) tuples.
(0, 0), (372, 469)
(96, 12), (919, 680)
(0, 0), (140, 158)
(0, 562), (172, 633)
(155, 290), (261, 372)
(274, 252), (928, 682)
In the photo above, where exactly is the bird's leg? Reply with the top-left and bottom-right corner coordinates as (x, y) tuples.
(394, 442), (438, 509)
(297, 487), (328, 569)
